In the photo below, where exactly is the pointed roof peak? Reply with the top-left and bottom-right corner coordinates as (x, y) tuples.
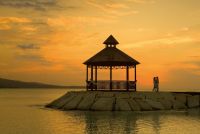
(103, 35), (119, 45)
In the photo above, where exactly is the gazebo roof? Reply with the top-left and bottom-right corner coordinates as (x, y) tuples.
(83, 35), (140, 66)
(103, 35), (119, 45)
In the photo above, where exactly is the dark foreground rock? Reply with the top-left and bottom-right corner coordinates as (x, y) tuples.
(46, 91), (200, 111)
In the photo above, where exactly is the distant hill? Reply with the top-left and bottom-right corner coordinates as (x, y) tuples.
(0, 78), (85, 89)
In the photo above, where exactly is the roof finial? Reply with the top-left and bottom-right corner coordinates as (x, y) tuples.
(103, 35), (119, 47)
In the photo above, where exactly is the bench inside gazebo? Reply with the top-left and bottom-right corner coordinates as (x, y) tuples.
(83, 35), (140, 91)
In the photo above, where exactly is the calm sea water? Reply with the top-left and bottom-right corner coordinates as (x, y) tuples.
(0, 89), (200, 134)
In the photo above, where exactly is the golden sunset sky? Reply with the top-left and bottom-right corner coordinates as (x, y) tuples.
(0, 0), (200, 90)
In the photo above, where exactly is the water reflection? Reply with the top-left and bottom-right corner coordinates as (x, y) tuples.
(72, 110), (200, 134)
(1, 89), (200, 134)
(83, 111), (159, 134)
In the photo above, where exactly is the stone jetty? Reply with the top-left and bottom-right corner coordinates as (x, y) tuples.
(46, 91), (200, 111)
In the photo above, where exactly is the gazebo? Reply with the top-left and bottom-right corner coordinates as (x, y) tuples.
(83, 35), (140, 91)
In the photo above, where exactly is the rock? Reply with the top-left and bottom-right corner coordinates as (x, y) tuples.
(146, 99), (165, 110)
(128, 99), (141, 111)
(173, 100), (187, 109)
(159, 92), (175, 101)
(135, 100), (153, 111)
(77, 92), (97, 110)
(91, 97), (115, 111)
(47, 91), (200, 111)
(130, 92), (145, 100)
(97, 92), (114, 98)
(174, 94), (187, 104)
(115, 99), (131, 111)
(187, 95), (200, 108)
(159, 99), (173, 110)
(46, 92), (75, 109)
(115, 93), (130, 99)
(63, 93), (84, 110)
(144, 92), (159, 101)
(145, 92), (175, 101)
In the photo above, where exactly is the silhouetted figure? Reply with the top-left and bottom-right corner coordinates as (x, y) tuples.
(153, 77), (159, 92)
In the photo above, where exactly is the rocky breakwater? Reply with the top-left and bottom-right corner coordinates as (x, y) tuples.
(46, 91), (200, 111)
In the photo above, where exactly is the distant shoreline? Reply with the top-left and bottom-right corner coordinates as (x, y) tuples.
(0, 77), (85, 89)
(0, 87), (85, 89)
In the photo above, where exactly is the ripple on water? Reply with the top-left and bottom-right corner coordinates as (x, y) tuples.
(1, 89), (200, 134)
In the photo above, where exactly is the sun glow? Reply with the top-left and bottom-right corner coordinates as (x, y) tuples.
(0, 0), (200, 90)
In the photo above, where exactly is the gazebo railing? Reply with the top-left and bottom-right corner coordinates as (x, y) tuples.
(87, 80), (136, 90)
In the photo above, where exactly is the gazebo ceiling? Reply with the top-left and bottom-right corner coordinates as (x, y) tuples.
(83, 35), (140, 66)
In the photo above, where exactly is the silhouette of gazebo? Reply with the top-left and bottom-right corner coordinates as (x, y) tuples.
(83, 35), (140, 91)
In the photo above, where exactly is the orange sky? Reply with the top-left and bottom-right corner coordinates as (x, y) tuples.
(0, 0), (200, 90)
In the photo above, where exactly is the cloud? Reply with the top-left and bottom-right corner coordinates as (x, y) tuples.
(0, 17), (31, 24)
(183, 60), (200, 68)
(190, 55), (200, 58)
(17, 54), (42, 60)
(0, 17), (51, 46)
(86, 0), (138, 16)
(122, 36), (197, 49)
(16, 54), (52, 65)
(192, 61), (200, 67)
(85, 0), (156, 17)
(0, 24), (11, 30)
(127, 0), (155, 4)
(163, 68), (200, 90)
(167, 59), (200, 79)
(46, 16), (117, 29)
(0, 0), (61, 11)
(17, 44), (40, 50)
(0, 17), (32, 31)
(86, 0), (128, 9)
(0, 0), (78, 11)
(0, 17), (42, 31)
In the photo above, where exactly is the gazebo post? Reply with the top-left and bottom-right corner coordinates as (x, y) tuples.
(126, 66), (129, 91)
(95, 66), (97, 90)
(86, 65), (88, 91)
(110, 66), (112, 90)
(135, 65), (137, 91)
(91, 65), (93, 91)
